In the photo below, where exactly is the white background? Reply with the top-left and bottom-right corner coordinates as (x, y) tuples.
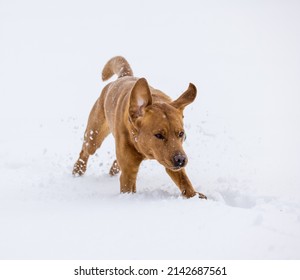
(0, 0), (300, 260)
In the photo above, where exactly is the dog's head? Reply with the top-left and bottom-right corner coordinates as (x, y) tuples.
(128, 78), (196, 171)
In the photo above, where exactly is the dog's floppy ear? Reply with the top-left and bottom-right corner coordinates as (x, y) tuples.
(129, 78), (152, 120)
(171, 83), (197, 111)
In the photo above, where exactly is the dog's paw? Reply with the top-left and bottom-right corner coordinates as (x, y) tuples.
(182, 189), (206, 199)
(72, 159), (87, 176)
(196, 192), (207, 200)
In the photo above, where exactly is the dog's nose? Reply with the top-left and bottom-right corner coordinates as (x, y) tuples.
(173, 154), (186, 168)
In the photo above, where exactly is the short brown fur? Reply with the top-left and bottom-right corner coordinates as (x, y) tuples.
(73, 56), (206, 199)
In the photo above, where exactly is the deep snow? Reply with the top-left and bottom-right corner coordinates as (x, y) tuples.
(1, 0), (300, 259)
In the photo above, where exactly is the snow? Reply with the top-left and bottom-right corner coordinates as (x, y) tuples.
(1, 0), (300, 259)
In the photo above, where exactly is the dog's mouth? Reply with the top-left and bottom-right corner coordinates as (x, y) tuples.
(161, 162), (184, 172)
(168, 166), (184, 171)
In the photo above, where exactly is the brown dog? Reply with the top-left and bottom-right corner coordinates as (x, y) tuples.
(73, 56), (206, 199)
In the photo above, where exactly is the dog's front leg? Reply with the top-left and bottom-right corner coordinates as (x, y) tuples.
(117, 148), (143, 193)
(165, 168), (207, 199)
(119, 162), (142, 193)
(120, 170), (138, 193)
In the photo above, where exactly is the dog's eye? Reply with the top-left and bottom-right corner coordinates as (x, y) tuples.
(178, 131), (185, 138)
(154, 133), (165, 140)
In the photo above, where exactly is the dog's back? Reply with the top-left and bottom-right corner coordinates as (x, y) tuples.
(102, 56), (171, 106)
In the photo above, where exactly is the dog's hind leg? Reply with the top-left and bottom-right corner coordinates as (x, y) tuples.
(73, 97), (110, 176)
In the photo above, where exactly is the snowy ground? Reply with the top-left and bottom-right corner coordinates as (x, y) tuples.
(1, 0), (300, 259)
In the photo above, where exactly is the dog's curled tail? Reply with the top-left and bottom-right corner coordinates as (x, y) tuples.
(102, 56), (133, 81)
